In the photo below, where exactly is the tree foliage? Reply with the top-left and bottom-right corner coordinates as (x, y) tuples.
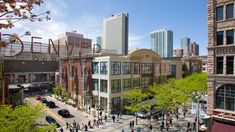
(0, 0), (50, 29)
(150, 73), (207, 111)
(0, 105), (56, 132)
(53, 84), (62, 97)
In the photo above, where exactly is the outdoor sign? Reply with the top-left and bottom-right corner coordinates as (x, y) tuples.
(191, 102), (206, 116)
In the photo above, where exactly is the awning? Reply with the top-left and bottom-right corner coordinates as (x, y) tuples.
(211, 120), (235, 132)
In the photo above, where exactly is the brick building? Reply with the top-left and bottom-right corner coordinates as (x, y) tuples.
(207, 0), (235, 131)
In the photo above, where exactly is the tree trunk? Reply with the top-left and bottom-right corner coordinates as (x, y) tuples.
(136, 116), (138, 125)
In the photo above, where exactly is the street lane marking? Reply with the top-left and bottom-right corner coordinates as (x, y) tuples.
(26, 98), (66, 125)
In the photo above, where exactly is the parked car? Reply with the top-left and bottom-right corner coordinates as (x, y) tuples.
(46, 101), (56, 108)
(40, 98), (47, 103)
(35, 95), (41, 100)
(45, 116), (60, 128)
(58, 109), (70, 118)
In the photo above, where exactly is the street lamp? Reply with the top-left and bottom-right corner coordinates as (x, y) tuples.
(196, 95), (201, 132)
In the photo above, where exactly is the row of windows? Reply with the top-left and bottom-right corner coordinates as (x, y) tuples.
(216, 3), (234, 21)
(217, 29), (234, 45)
(92, 78), (142, 94)
(92, 62), (169, 75)
(216, 56), (234, 74)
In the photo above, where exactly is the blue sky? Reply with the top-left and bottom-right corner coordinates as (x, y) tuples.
(7, 0), (208, 55)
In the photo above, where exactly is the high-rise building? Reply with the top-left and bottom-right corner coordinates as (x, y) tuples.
(53, 32), (92, 57)
(151, 29), (173, 58)
(96, 36), (102, 47)
(189, 42), (199, 56)
(181, 37), (190, 56)
(103, 13), (128, 55)
(207, 0), (235, 131)
(173, 49), (184, 57)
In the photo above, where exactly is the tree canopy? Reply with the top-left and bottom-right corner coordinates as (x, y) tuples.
(0, 105), (56, 132)
(0, 0), (50, 29)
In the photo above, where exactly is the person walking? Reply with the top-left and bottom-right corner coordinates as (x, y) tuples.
(84, 124), (88, 132)
(60, 127), (63, 132)
(93, 119), (96, 126)
(129, 121), (132, 128)
(112, 115), (116, 123)
(161, 121), (164, 130)
(121, 128), (125, 132)
(104, 115), (107, 122)
(66, 122), (69, 129)
(132, 120), (135, 127)
(137, 127), (141, 132)
(88, 120), (91, 128)
(166, 121), (170, 131)
(149, 124), (153, 131)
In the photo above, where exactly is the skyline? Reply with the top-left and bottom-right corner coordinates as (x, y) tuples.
(5, 0), (207, 55)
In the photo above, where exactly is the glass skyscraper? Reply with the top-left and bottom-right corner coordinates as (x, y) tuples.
(151, 29), (173, 58)
(181, 37), (190, 56)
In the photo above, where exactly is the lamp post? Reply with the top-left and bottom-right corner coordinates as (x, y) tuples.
(196, 95), (201, 132)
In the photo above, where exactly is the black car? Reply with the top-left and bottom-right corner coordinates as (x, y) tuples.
(46, 101), (56, 108)
(58, 109), (70, 118)
(40, 98), (47, 103)
(45, 116), (60, 128)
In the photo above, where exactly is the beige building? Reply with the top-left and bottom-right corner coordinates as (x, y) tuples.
(173, 49), (184, 57)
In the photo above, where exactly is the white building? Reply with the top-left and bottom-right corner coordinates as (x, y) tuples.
(91, 49), (171, 113)
(103, 13), (128, 55)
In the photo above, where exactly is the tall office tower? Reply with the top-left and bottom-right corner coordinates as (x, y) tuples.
(151, 29), (173, 58)
(53, 32), (92, 57)
(96, 36), (102, 47)
(207, 0), (235, 131)
(189, 42), (199, 56)
(103, 13), (128, 55)
(173, 49), (184, 57)
(181, 37), (190, 56)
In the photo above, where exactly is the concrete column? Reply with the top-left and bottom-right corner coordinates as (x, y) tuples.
(223, 56), (226, 75)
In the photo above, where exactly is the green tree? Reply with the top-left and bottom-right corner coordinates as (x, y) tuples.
(122, 88), (150, 125)
(0, 105), (56, 132)
(53, 84), (62, 97)
(64, 91), (71, 103)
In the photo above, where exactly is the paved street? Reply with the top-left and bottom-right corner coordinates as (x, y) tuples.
(26, 95), (198, 132)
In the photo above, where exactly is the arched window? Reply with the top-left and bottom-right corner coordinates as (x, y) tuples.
(216, 84), (235, 111)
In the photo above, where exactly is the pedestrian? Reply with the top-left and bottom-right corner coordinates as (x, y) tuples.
(176, 113), (179, 120)
(88, 106), (91, 114)
(75, 126), (78, 132)
(73, 120), (76, 127)
(129, 121), (132, 128)
(69, 127), (73, 132)
(166, 121), (170, 131)
(104, 115), (107, 122)
(137, 127), (141, 132)
(81, 123), (84, 129)
(149, 124), (153, 131)
(132, 120), (135, 127)
(131, 128), (134, 132)
(117, 113), (120, 119)
(84, 124), (88, 132)
(66, 122), (69, 129)
(100, 111), (102, 117)
(60, 127), (63, 132)
(122, 128), (125, 132)
(169, 118), (172, 126)
(187, 121), (190, 129)
(96, 120), (99, 128)
(161, 121), (164, 130)
(77, 123), (80, 130)
(112, 115), (115, 122)
(93, 119), (96, 126)
(193, 121), (196, 130)
(88, 120), (91, 128)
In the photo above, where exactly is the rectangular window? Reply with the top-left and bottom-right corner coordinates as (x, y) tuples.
(92, 62), (99, 74)
(92, 79), (99, 91)
(133, 63), (140, 74)
(100, 80), (107, 93)
(133, 78), (140, 88)
(100, 97), (108, 110)
(226, 56), (234, 74)
(111, 80), (121, 93)
(111, 62), (121, 75)
(226, 30), (234, 45)
(142, 63), (152, 74)
(111, 97), (121, 111)
(123, 79), (131, 91)
(216, 57), (224, 74)
(217, 31), (224, 45)
(226, 4), (234, 19)
(216, 6), (224, 21)
(100, 61), (108, 75)
(122, 62), (131, 75)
